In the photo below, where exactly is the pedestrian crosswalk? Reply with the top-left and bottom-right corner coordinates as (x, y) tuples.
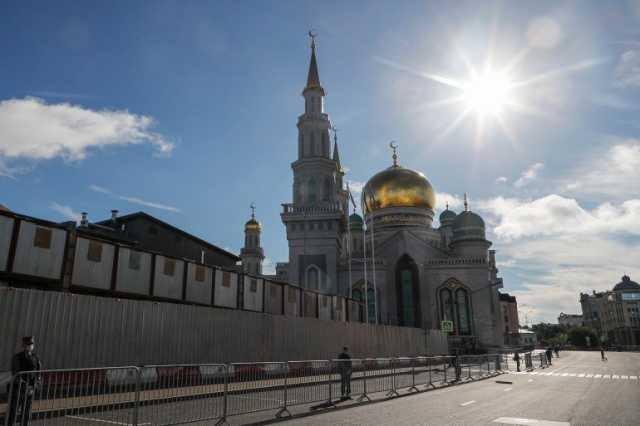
(508, 370), (639, 381)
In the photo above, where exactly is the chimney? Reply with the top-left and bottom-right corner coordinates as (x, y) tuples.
(111, 209), (118, 223)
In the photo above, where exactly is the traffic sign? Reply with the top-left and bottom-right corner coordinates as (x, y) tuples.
(441, 320), (454, 333)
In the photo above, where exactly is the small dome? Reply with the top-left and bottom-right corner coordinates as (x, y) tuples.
(245, 218), (261, 232)
(439, 208), (457, 227)
(452, 211), (486, 241)
(349, 213), (363, 230)
(362, 165), (436, 215)
(613, 275), (640, 291)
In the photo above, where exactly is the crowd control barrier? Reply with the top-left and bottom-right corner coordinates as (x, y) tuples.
(3, 354), (544, 425)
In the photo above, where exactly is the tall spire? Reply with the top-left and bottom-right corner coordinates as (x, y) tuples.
(304, 31), (324, 95)
(332, 126), (341, 166)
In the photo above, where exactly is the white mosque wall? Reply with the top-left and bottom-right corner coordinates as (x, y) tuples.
(243, 276), (264, 312)
(318, 294), (332, 320)
(264, 281), (284, 315)
(153, 255), (185, 300)
(71, 237), (115, 290)
(185, 263), (213, 305)
(116, 248), (152, 295)
(0, 215), (14, 271)
(12, 220), (66, 280)
(214, 269), (238, 309)
(0, 286), (446, 372)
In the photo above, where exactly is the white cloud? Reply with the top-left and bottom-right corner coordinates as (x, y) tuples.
(89, 184), (181, 213)
(0, 97), (172, 176)
(614, 49), (640, 88)
(495, 176), (508, 184)
(513, 162), (543, 188)
(479, 194), (640, 240)
(435, 192), (464, 212)
(561, 140), (640, 200)
(262, 257), (276, 275)
(50, 202), (82, 223)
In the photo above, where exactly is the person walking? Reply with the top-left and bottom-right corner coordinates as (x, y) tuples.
(546, 347), (553, 365)
(337, 346), (352, 399)
(513, 351), (521, 372)
(554, 344), (560, 358)
(7, 336), (42, 426)
(600, 345), (608, 361)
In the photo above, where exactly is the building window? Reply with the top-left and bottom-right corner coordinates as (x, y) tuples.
(163, 258), (176, 276)
(308, 178), (317, 204)
(456, 288), (471, 335)
(195, 265), (206, 282)
(306, 266), (319, 290)
(33, 227), (52, 249)
(87, 241), (103, 263)
(250, 279), (257, 293)
(353, 289), (362, 301)
(323, 176), (332, 201)
(222, 271), (231, 287)
(400, 270), (415, 326)
(128, 251), (141, 270)
(288, 287), (297, 303)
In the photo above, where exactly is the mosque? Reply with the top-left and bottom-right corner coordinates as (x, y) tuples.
(240, 37), (506, 349)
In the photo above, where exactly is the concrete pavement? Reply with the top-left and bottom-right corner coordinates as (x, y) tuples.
(279, 351), (640, 426)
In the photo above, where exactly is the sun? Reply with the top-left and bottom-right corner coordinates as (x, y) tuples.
(462, 70), (514, 117)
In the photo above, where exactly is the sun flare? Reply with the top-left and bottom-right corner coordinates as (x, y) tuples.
(462, 71), (513, 117)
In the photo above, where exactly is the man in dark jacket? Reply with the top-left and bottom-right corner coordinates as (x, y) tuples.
(7, 336), (42, 426)
(337, 347), (352, 398)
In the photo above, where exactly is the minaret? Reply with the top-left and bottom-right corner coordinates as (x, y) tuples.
(281, 33), (348, 293)
(241, 203), (264, 275)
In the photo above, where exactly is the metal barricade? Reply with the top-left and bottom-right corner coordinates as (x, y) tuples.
(4, 366), (139, 426)
(284, 360), (332, 408)
(362, 358), (395, 396)
(134, 363), (226, 426)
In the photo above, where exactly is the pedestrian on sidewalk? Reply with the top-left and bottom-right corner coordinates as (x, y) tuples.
(546, 347), (553, 365)
(513, 351), (521, 372)
(600, 346), (608, 361)
(554, 344), (560, 358)
(7, 336), (42, 426)
(337, 346), (352, 399)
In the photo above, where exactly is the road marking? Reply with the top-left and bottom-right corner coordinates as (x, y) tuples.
(630, 376), (638, 380)
(586, 374), (593, 378)
(65, 416), (150, 426)
(603, 375), (611, 379)
(504, 387), (513, 392)
(568, 373), (576, 377)
(460, 400), (476, 406)
(612, 375), (619, 379)
(561, 373), (569, 377)
(528, 379), (534, 382)
(578, 374), (585, 377)
(492, 417), (570, 425)
(594, 374), (602, 378)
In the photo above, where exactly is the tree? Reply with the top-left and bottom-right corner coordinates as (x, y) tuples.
(531, 322), (566, 343)
(567, 327), (599, 347)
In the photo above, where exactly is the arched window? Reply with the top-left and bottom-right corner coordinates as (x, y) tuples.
(308, 177), (316, 204)
(306, 265), (319, 290)
(310, 132), (317, 156)
(323, 176), (332, 201)
(352, 289), (362, 301)
(396, 255), (420, 327)
(439, 282), (473, 336)
(456, 288), (471, 335)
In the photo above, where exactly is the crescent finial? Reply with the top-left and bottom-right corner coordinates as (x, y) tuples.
(389, 141), (398, 167)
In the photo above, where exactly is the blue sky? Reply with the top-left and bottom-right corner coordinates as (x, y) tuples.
(1, 0), (640, 322)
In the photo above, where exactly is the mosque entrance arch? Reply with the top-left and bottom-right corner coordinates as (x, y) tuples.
(438, 278), (473, 336)
(395, 255), (421, 327)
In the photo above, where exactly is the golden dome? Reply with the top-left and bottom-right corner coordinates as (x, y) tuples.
(245, 218), (261, 231)
(362, 165), (436, 215)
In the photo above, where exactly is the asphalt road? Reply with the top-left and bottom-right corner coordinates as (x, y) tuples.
(280, 351), (640, 426)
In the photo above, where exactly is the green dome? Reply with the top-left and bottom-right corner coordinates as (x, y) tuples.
(452, 211), (486, 241)
(439, 208), (457, 226)
(349, 213), (364, 230)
